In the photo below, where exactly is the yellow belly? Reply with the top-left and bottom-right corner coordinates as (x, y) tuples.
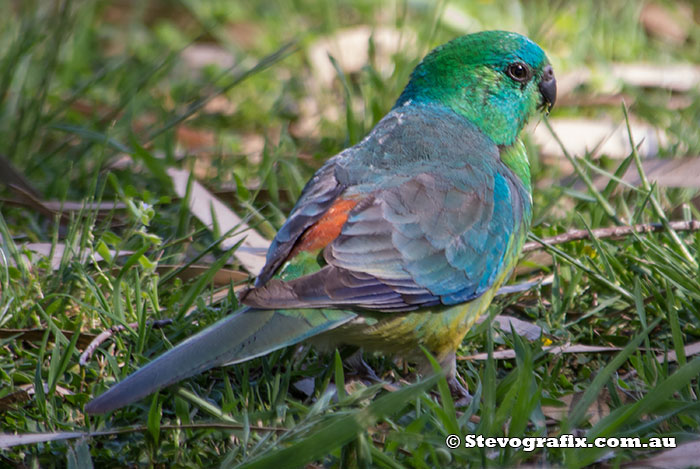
(310, 233), (524, 366)
(315, 281), (500, 365)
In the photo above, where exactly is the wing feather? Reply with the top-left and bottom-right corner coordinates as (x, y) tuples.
(245, 104), (530, 312)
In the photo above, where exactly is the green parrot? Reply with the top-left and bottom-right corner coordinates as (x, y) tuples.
(86, 30), (556, 414)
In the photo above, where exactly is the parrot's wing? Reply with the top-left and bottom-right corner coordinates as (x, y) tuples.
(256, 161), (345, 287)
(244, 163), (528, 312)
(85, 307), (356, 414)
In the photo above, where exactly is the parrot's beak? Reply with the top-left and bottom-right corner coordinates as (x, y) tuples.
(538, 64), (556, 113)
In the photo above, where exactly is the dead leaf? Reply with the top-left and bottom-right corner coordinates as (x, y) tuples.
(155, 264), (250, 287)
(168, 168), (270, 275)
(531, 118), (668, 159)
(0, 153), (41, 198)
(308, 26), (417, 88)
(514, 250), (554, 275)
(556, 93), (628, 108)
(555, 68), (593, 98)
(633, 440), (700, 469)
(293, 377), (315, 398)
(0, 328), (97, 348)
(226, 22), (262, 49)
(586, 157), (700, 191)
(41, 200), (126, 211)
(202, 95), (237, 115)
(0, 431), (88, 449)
(0, 422), (280, 449)
(491, 315), (543, 341)
(180, 43), (235, 71)
(0, 197), (126, 213)
(611, 63), (700, 92)
(176, 125), (216, 151)
(640, 2), (691, 45)
(0, 170), (125, 225)
(18, 243), (131, 270)
(439, 4), (483, 33)
(556, 93), (693, 111)
(656, 341), (700, 364)
(626, 157), (700, 189)
(541, 390), (613, 425)
(496, 275), (553, 297)
(8, 185), (69, 218)
(240, 133), (265, 164)
(0, 388), (30, 411)
(461, 344), (621, 361)
(557, 63), (700, 97)
(0, 384), (74, 411)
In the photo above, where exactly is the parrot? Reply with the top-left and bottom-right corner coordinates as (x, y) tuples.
(86, 30), (556, 414)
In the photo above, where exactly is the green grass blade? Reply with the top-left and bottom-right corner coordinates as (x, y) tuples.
(238, 375), (440, 469)
(563, 318), (661, 432)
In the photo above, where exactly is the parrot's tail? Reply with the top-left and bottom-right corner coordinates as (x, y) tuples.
(85, 306), (356, 414)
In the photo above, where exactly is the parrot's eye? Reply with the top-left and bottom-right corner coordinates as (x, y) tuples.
(506, 62), (531, 83)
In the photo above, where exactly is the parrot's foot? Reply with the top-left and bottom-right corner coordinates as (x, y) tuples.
(447, 375), (472, 407)
(436, 350), (472, 407)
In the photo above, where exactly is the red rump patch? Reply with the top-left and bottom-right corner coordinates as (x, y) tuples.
(291, 198), (358, 256)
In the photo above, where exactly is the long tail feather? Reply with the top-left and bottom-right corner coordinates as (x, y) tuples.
(85, 306), (355, 414)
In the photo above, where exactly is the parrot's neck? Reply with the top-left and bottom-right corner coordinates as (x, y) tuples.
(499, 138), (532, 194)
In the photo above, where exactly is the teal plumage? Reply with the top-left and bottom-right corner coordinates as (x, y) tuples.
(86, 30), (555, 414)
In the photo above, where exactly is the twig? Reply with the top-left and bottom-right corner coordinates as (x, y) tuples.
(79, 319), (173, 366)
(522, 220), (700, 253)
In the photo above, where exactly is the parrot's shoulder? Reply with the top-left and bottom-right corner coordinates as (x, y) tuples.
(335, 103), (502, 182)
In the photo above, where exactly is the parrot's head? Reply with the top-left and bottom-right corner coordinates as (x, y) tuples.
(395, 30), (556, 146)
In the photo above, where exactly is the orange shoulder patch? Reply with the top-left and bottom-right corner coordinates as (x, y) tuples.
(291, 198), (358, 256)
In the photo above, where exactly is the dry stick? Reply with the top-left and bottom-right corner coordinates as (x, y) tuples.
(79, 319), (173, 366)
(522, 220), (700, 253)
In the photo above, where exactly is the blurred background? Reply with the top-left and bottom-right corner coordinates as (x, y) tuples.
(1, 0), (698, 215)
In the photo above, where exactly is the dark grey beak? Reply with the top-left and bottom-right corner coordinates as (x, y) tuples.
(538, 64), (556, 112)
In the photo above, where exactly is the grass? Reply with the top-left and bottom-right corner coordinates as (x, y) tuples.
(1, 0), (700, 467)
